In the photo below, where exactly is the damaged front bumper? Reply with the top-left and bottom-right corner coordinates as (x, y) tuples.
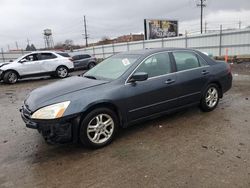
(0, 70), (4, 81)
(20, 105), (80, 144)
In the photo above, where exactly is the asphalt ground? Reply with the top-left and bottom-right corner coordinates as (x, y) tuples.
(0, 65), (250, 188)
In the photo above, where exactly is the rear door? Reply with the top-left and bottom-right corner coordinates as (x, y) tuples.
(171, 51), (211, 106)
(125, 52), (178, 121)
(79, 55), (91, 68)
(38, 52), (58, 72)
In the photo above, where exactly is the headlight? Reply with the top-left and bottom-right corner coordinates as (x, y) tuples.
(31, 101), (70, 120)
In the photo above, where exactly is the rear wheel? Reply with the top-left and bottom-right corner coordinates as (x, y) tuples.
(79, 108), (118, 149)
(56, 66), (68, 78)
(200, 84), (220, 112)
(3, 71), (18, 84)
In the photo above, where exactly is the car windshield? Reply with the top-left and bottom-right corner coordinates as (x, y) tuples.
(84, 54), (140, 80)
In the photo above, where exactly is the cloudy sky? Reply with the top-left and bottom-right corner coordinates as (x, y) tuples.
(0, 0), (250, 50)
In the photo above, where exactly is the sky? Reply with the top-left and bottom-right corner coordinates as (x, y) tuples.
(0, 0), (250, 51)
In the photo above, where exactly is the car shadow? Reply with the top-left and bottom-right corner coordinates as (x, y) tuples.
(28, 107), (201, 165)
(116, 107), (199, 140)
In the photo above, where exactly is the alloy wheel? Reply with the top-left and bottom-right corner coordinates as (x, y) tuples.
(57, 67), (68, 78)
(8, 72), (17, 83)
(86, 114), (114, 144)
(205, 87), (218, 108)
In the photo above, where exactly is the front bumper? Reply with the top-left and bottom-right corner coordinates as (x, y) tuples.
(0, 70), (3, 80)
(20, 105), (80, 144)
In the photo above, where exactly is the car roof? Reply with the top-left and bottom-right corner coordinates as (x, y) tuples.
(28, 51), (67, 54)
(75, 53), (91, 55)
(119, 48), (199, 56)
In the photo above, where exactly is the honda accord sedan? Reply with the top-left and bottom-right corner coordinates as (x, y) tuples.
(20, 48), (232, 148)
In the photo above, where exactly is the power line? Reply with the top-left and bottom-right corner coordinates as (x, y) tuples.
(196, 0), (206, 34)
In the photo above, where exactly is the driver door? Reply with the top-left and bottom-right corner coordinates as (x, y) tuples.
(124, 52), (178, 122)
(19, 53), (42, 75)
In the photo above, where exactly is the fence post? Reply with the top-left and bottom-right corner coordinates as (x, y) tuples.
(219, 25), (222, 56)
(102, 45), (105, 59)
(92, 46), (95, 56)
(112, 42), (115, 54)
(185, 30), (188, 48)
(1, 48), (5, 62)
(127, 42), (130, 51)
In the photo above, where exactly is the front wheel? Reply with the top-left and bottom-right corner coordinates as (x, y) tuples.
(3, 71), (18, 84)
(56, 66), (68, 78)
(79, 108), (119, 149)
(200, 84), (220, 112)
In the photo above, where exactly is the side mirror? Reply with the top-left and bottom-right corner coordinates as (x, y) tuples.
(129, 72), (148, 83)
(19, 59), (27, 63)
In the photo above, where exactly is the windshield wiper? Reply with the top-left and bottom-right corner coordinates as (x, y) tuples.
(84, 75), (97, 80)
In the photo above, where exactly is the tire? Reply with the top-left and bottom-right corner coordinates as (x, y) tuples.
(79, 108), (119, 149)
(200, 84), (220, 112)
(3, 71), (18, 84)
(56, 66), (68, 78)
(88, 62), (95, 69)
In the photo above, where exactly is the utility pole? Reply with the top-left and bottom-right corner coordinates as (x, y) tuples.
(27, 38), (30, 45)
(239, 21), (242, 29)
(15, 41), (19, 50)
(84, 15), (88, 47)
(205, 21), (207, 33)
(196, 0), (206, 34)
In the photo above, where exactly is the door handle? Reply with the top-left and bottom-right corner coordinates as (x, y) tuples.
(165, 79), (175, 84)
(202, 70), (209, 75)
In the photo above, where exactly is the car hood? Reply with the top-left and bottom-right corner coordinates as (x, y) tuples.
(25, 76), (109, 111)
(0, 62), (10, 68)
(0, 61), (19, 69)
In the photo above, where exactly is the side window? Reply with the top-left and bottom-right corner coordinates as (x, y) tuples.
(40, 53), (57, 60)
(136, 52), (171, 78)
(73, 56), (79, 60)
(173, 51), (200, 71)
(81, 55), (90, 59)
(79, 55), (85, 59)
(23, 54), (38, 62)
(197, 55), (208, 66)
(84, 55), (91, 58)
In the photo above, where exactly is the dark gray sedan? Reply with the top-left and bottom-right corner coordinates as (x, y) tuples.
(20, 48), (232, 148)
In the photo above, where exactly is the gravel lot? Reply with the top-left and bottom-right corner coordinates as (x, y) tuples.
(0, 66), (250, 188)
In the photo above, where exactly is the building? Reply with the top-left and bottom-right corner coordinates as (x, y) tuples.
(115, 33), (144, 43)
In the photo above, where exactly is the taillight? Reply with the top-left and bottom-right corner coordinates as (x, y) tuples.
(69, 58), (73, 62)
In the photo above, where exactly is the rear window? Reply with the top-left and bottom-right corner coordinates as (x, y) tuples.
(40, 53), (57, 60)
(57, 52), (70, 57)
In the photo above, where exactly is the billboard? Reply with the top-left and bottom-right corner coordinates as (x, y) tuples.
(144, 19), (178, 40)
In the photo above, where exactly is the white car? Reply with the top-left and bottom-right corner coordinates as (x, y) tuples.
(0, 51), (74, 84)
